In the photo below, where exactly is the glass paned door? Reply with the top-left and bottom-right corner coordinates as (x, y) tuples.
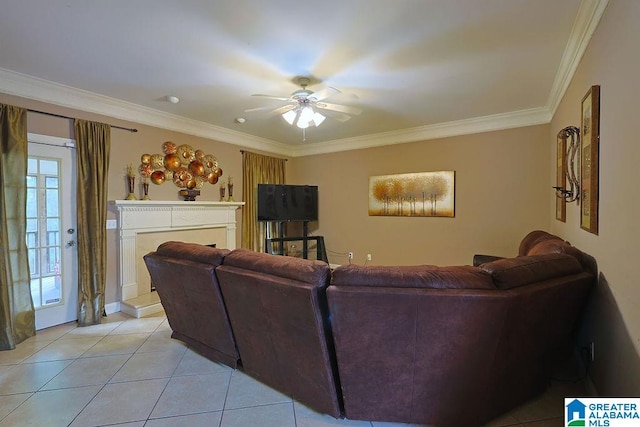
(28, 137), (77, 330)
(27, 158), (63, 307)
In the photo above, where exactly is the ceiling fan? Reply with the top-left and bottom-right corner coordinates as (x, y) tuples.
(245, 77), (361, 130)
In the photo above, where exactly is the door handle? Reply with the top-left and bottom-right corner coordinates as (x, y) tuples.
(66, 240), (76, 247)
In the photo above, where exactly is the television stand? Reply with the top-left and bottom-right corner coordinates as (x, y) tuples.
(265, 235), (328, 263)
(265, 221), (328, 263)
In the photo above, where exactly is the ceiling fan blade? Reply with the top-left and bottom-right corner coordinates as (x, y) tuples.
(244, 106), (274, 113)
(316, 102), (362, 115)
(251, 94), (291, 101)
(246, 103), (297, 115)
(308, 86), (340, 102)
(271, 104), (298, 115)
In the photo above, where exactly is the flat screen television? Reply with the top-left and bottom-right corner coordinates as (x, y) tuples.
(257, 184), (318, 222)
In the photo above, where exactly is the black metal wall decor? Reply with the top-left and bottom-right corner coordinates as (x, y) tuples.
(553, 126), (581, 222)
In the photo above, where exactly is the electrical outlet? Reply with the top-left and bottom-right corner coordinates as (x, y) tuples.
(366, 253), (372, 261)
(590, 342), (595, 361)
(348, 252), (353, 260)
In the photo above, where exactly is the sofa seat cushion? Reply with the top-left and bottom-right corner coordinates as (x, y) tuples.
(480, 253), (582, 289)
(332, 264), (495, 290)
(222, 248), (330, 285)
(156, 241), (229, 265)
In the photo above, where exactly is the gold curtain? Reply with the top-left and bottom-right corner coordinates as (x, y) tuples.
(0, 104), (35, 350)
(241, 151), (286, 251)
(74, 119), (110, 326)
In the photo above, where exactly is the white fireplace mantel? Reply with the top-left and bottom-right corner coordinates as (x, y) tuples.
(111, 200), (244, 307)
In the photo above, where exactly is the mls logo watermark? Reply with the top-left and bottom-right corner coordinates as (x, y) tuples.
(566, 398), (640, 426)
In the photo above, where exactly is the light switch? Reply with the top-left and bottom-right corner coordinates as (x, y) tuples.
(106, 219), (117, 230)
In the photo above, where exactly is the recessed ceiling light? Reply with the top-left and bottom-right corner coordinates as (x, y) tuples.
(235, 117), (246, 124)
(166, 95), (179, 104)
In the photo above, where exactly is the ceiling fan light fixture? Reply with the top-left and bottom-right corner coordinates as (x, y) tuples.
(282, 109), (297, 125)
(299, 106), (314, 122)
(312, 112), (326, 126)
(296, 116), (310, 129)
(253, 77), (358, 135)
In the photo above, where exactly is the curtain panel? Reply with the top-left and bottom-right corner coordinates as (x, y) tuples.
(74, 119), (110, 326)
(0, 104), (35, 350)
(241, 151), (286, 251)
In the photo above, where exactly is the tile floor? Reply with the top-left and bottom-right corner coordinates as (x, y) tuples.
(0, 311), (592, 427)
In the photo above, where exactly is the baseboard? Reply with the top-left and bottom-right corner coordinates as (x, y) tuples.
(105, 301), (121, 315)
(120, 301), (163, 319)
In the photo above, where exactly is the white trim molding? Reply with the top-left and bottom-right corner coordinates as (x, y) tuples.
(547, 0), (611, 115)
(290, 107), (551, 157)
(111, 200), (243, 306)
(27, 133), (75, 148)
(1, 0), (610, 157)
(105, 302), (121, 316)
(2, 68), (292, 156)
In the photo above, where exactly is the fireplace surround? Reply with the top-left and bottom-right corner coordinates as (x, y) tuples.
(111, 200), (243, 317)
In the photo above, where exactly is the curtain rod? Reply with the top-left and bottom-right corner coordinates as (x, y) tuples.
(27, 108), (138, 133)
(239, 149), (287, 161)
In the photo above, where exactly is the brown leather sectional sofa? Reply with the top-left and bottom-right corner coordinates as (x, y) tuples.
(143, 230), (595, 426)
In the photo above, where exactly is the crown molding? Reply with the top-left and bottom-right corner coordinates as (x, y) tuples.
(0, 67), (551, 158)
(0, 68), (293, 157)
(547, 0), (610, 115)
(289, 107), (552, 157)
(0, 0), (609, 159)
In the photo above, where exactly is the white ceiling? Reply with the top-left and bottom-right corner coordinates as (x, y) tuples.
(0, 0), (608, 157)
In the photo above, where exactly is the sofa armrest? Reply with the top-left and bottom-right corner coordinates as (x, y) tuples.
(473, 254), (505, 267)
(480, 253), (583, 289)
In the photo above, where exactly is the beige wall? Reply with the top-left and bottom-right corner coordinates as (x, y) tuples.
(0, 93), (245, 305)
(288, 125), (551, 266)
(549, 0), (640, 395)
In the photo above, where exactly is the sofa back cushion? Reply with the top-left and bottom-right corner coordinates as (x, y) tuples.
(222, 248), (330, 285)
(156, 240), (229, 265)
(216, 249), (340, 417)
(480, 253), (582, 290)
(518, 230), (593, 273)
(518, 230), (563, 256)
(332, 264), (495, 290)
(144, 242), (238, 367)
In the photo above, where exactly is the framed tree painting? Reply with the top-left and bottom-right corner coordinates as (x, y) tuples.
(580, 85), (600, 234)
(368, 171), (455, 217)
